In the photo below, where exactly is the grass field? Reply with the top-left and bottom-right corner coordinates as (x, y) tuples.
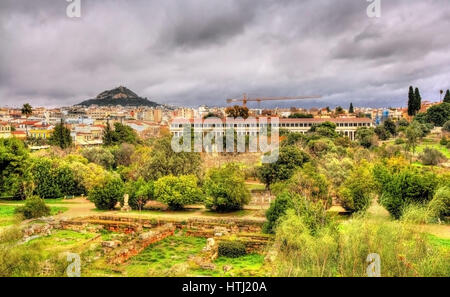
(416, 143), (450, 158)
(0, 205), (68, 227)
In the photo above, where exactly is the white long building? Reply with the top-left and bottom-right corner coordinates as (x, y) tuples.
(170, 117), (373, 141)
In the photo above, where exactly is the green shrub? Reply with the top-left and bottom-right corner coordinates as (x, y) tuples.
(203, 163), (251, 212)
(428, 186), (450, 219)
(419, 148), (446, 166)
(339, 161), (376, 213)
(14, 196), (50, 219)
(263, 191), (294, 234)
(378, 168), (438, 219)
(154, 175), (203, 210)
(32, 158), (62, 198)
(440, 137), (448, 146)
(88, 176), (124, 210)
(122, 178), (154, 210)
(218, 241), (246, 258)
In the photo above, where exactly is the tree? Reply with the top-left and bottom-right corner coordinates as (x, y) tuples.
(288, 113), (313, 119)
(414, 87), (422, 114)
(419, 148), (446, 166)
(310, 121), (339, 138)
(335, 106), (344, 115)
(31, 158), (61, 199)
(383, 119), (396, 136)
(425, 103), (450, 127)
(102, 120), (115, 146)
(374, 125), (390, 141)
(88, 176), (124, 210)
(349, 103), (354, 114)
(21, 103), (33, 136)
(225, 105), (249, 119)
(113, 122), (139, 144)
(257, 145), (310, 188)
(443, 120), (450, 132)
(408, 86), (416, 116)
(355, 127), (377, 148)
(139, 136), (202, 181)
(102, 121), (139, 146)
(284, 163), (330, 206)
(405, 121), (423, 157)
(444, 90), (450, 103)
(378, 168), (438, 219)
(263, 191), (295, 234)
(48, 119), (72, 149)
(339, 161), (376, 213)
(154, 175), (203, 210)
(122, 178), (154, 211)
(203, 163), (251, 212)
(0, 138), (31, 199)
(54, 164), (85, 196)
(81, 147), (115, 169)
(111, 143), (135, 167)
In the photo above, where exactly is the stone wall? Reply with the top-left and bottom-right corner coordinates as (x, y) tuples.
(108, 224), (175, 264)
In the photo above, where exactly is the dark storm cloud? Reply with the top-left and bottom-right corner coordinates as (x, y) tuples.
(1, 0), (450, 108)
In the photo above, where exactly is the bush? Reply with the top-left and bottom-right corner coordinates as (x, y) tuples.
(203, 163), (251, 212)
(263, 192), (294, 234)
(378, 168), (438, 219)
(428, 186), (450, 219)
(218, 241), (246, 258)
(154, 175), (203, 210)
(339, 161), (376, 213)
(257, 145), (310, 187)
(31, 158), (62, 199)
(419, 148), (446, 166)
(122, 178), (154, 210)
(440, 137), (448, 146)
(15, 196), (50, 219)
(88, 176), (124, 210)
(443, 120), (450, 132)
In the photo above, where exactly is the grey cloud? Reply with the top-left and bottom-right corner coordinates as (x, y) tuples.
(0, 0), (450, 108)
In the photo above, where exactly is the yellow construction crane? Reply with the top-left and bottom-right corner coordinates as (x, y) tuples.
(226, 93), (322, 107)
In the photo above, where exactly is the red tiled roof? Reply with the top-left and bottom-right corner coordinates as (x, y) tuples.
(12, 131), (26, 134)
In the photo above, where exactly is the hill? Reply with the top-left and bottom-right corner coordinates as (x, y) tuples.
(77, 86), (160, 107)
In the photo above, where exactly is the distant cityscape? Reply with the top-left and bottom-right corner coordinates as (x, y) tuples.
(0, 86), (444, 149)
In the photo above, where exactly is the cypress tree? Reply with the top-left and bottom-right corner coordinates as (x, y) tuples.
(444, 89), (450, 103)
(349, 103), (354, 113)
(408, 86), (415, 116)
(103, 119), (115, 146)
(414, 87), (422, 113)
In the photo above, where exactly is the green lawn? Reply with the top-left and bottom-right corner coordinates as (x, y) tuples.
(245, 183), (266, 192)
(416, 143), (450, 158)
(0, 198), (79, 205)
(0, 205), (68, 227)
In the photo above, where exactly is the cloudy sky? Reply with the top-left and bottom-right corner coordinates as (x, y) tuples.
(1, 0), (449, 108)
